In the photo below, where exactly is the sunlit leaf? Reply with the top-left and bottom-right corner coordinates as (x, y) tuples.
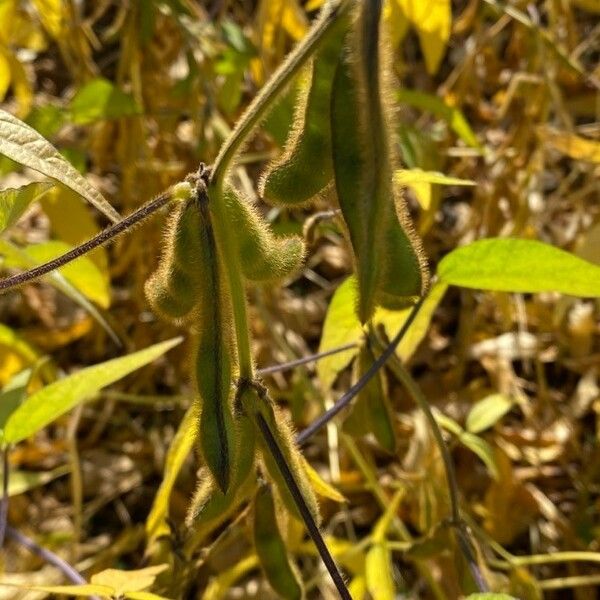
(146, 404), (197, 541)
(31, 0), (64, 38)
(69, 78), (140, 125)
(7, 465), (70, 496)
(301, 455), (346, 503)
(466, 394), (514, 434)
(18, 240), (109, 308)
(539, 126), (600, 163)
(0, 181), (53, 233)
(91, 565), (168, 595)
(0, 108), (121, 222)
(4, 337), (182, 444)
(396, 89), (480, 149)
(395, 0), (451, 74)
(10, 584), (113, 597)
(438, 238), (600, 297)
(365, 544), (395, 600)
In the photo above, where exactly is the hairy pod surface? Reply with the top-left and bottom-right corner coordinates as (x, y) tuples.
(223, 184), (305, 282)
(254, 484), (304, 600)
(239, 384), (320, 524)
(144, 199), (205, 325)
(344, 343), (396, 453)
(331, 0), (428, 322)
(259, 12), (349, 207)
(186, 413), (256, 534)
(192, 193), (238, 493)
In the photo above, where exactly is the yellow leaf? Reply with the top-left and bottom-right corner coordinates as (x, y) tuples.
(22, 240), (111, 309)
(539, 127), (600, 163)
(301, 455), (347, 503)
(146, 405), (197, 541)
(395, 0), (452, 74)
(40, 186), (109, 278)
(282, 0), (308, 41)
(31, 0), (64, 38)
(8, 584), (114, 597)
(0, 48), (11, 101)
(91, 565), (169, 595)
(6, 53), (32, 118)
(0, 324), (42, 386)
(571, 0), (600, 13)
(202, 555), (259, 600)
(365, 544), (395, 600)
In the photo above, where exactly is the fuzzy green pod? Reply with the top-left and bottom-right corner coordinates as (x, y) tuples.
(144, 199), (205, 324)
(192, 195), (238, 493)
(254, 484), (304, 600)
(259, 13), (349, 207)
(344, 343), (396, 453)
(223, 184), (305, 282)
(186, 413), (256, 537)
(239, 383), (320, 525)
(331, 1), (429, 322)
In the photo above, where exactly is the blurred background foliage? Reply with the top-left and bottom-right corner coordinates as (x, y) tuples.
(0, 0), (599, 598)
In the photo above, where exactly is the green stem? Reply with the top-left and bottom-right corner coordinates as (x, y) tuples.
(369, 331), (487, 592)
(208, 184), (254, 379)
(210, 0), (349, 188)
(490, 551), (600, 569)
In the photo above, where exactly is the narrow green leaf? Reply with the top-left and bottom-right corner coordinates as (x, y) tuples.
(438, 238), (600, 297)
(69, 78), (139, 125)
(317, 277), (363, 390)
(7, 465), (70, 496)
(394, 169), (475, 187)
(396, 89), (481, 149)
(4, 337), (182, 443)
(459, 432), (500, 480)
(0, 182), (53, 233)
(466, 394), (514, 434)
(0, 108), (121, 222)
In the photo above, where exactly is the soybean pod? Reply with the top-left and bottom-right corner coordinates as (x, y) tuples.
(331, 1), (428, 322)
(223, 184), (305, 282)
(259, 12), (349, 207)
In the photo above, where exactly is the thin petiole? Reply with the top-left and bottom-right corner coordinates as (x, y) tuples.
(257, 342), (357, 376)
(255, 412), (352, 600)
(295, 296), (425, 446)
(0, 191), (173, 293)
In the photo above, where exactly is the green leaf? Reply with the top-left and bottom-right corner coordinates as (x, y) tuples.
(435, 412), (499, 479)
(0, 182), (53, 233)
(317, 277), (363, 390)
(69, 78), (140, 125)
(3, 337), (182, 444)
(397, 89), (481, 149)
(317, 279), (447, 390)
(7, 465), (70, 496)
(146, 404), (197, 541)
(0, 368), (31, 436)
(466, 394), (514, 434)
(0, 108), (121, 222)
(394, 168), (475, 187)
(438, 238), (600, 297)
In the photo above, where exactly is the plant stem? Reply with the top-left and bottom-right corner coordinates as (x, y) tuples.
(371, 334), (487, 593)
(210, 0), (349, 188)
(296, 297), (425, 445)
(258, 342), (358, 376)
(6, 526), (100, 598)
(0, 190), (173, 292)
(255, 412), (351, 600)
